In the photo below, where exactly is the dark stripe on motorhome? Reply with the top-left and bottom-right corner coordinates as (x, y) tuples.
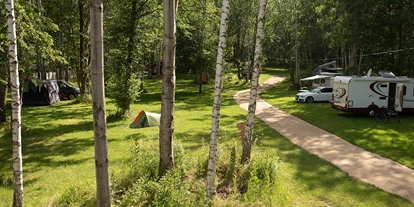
(369, 81), (387, 97)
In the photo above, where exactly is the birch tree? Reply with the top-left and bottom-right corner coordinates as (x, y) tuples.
(159, 0), (178, 176)
(206, 0), (230, 199)
(6, 0), (23, 206)
(90, 0), (111, 205)
(242, 0), (267, 163)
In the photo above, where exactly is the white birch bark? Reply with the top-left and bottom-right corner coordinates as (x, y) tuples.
(89, 0), (111, 206)
(159, 0), (179, 175)
(206, 0), (230, 199)
(6, 0), (23, 206)
(242, 0), (268, 163)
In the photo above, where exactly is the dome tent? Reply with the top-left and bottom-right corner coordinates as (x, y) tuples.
(129, 110), (161, 128)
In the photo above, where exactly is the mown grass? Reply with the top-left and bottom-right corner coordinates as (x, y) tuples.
(260, 73), (414, 169)
(0, 67), (412, 206)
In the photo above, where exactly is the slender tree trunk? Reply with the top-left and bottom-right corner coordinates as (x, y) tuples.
(206, 0), (230, 199)
(120, 0), (139, 116)
(65, 65), (69, 81)
(242, 0), (267, 163)
(0, 67), (7, 123)
(90, 0), (111, 206)
(78, 0), (89, 96)
(358, 48), (364, 76)
(199, 71), (202, 93)
(6, 0), (23, 206)
(341, 43), (345, 70)
(159, 0), (179, 176)
(56, 27), (63, 80)
(294, 0), (300, 84)
(156, 40), (161, 79)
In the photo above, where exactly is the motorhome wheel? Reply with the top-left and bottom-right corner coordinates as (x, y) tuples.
(367, 108), (377, 118)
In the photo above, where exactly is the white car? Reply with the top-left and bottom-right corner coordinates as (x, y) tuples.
(295, 87), (333, 103)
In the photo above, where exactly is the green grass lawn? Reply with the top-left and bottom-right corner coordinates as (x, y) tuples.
(0, 68), (413, 206)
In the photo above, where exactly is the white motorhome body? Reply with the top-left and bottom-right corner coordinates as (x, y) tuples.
(300, 75), (333, 88)
(331, 75), (414, 116)
(302, 61), (343, 89)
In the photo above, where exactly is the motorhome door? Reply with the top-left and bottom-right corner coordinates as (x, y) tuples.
(395, 83), (405, 112)
(388, 83), (396, 110)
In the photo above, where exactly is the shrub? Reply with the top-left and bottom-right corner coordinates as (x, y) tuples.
(53, 185), (95, 207)
(119, 170), (209, 207)
(112, 139), (210, 206)
(242, 152), (281, 204)
(112, 139), (159, 201)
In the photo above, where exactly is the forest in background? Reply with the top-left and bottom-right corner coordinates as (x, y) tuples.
(1, 0), (413, 120)
(0, 0), (413, 87)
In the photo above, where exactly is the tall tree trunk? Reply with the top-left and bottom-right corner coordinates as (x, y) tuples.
(6, 0), (23, 206)
(36, 0), (47, 80)
(242, 0), (267, 163)
(0, 67), (7, 123)
(294, 0), (300, 84)
(159, 0), (179, 176)
(122, 0), (139, 116)
(199, 71), (202, 93)
(56, 26), (63, 80)
(90, 0), (111, 206)
(341, 43), (345, 70)
(358, 48), (364, 76)
(78, 0), (88, 96)
(206, 0), (230, 199)
(156, 40), (161, 79)
(65, 65), (69, 81)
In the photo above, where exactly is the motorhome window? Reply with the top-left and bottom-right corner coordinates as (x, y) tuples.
(380, 84), (387, 88)
(379, 97), (386, 100)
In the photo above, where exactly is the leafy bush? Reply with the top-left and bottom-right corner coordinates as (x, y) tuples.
(107, 61), (142, 117)
(112, 139), (209, 206)
(54, 138), (283, 206)
(112, 139), (159, 201)
(53, 186), (95, 207)
(242, 152), (281, 204)
(119, 170), (209, 207)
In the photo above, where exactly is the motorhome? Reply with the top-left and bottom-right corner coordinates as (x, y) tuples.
(301, 60), (343, 89)
(331, 72), (414, 117)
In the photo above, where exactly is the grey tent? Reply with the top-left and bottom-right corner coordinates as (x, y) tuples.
(22, 79), (60, 106)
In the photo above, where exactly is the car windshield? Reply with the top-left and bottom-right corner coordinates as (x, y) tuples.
(310, 88), (320, 93)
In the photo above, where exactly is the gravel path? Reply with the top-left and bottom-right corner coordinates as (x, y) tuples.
(233, 76), (414, 203)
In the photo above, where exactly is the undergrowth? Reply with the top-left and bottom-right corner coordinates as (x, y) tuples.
(54, 136), (282, 206)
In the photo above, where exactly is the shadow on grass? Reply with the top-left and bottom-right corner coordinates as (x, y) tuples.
(22, 121), (94, 167)
(21, 104), (92, 124)
(0, 111), (96, 187)
(252, 118), (407, 203)
(0, 126), (12, 187)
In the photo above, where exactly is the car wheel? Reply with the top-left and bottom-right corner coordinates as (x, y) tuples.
(367, 108), (377, 118)
(68, 93), (77, 100)
(305, 97), (314, 103)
